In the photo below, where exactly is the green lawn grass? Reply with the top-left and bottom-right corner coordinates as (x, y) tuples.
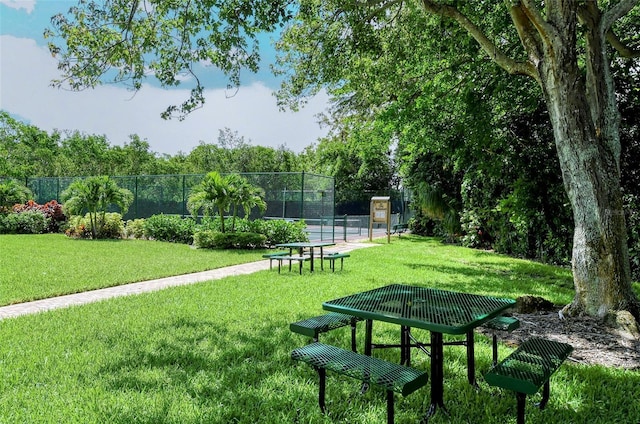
(0, 234), (266, 306)
(1, 235), (638, 423)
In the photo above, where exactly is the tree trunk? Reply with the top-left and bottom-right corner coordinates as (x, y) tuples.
(536, 10), (639, 321)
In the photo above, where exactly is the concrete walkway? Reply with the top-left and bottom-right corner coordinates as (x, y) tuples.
(0, 240), (379, 320)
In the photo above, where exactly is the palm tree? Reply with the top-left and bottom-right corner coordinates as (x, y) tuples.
(239, 181), (266, 219)
(225, 174), (268, 231)
(187, 171), (231, 233)
(61, 176), (133, 238)
(224, 173), (246, 232)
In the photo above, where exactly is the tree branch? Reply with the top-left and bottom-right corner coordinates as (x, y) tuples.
(606, 30), (640, 58)
(420, 0), (536, 78)
(601, 0), (639, 33)
(506, 1), (543, 68)
(578, 0), (640, 58)
(520, 0), (557, 38)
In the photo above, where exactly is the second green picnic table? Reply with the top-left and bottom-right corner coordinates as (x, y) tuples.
(274, 241), (336, 272)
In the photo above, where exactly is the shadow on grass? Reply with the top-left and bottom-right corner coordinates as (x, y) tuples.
(88, 310), (640, 424)
(92, 314), (315, 423)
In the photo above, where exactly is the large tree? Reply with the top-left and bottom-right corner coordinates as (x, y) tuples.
(46, 1), (640, 325)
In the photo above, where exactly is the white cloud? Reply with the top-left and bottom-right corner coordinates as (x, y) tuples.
(0, 35), (329, 155)
(0, 0), (35, 13)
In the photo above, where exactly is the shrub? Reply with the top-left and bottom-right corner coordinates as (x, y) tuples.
(195, 217), (306, 248)
(65, 213), (125, 239)
(125, 218), (146, 239)
(61, 176), (133, 239)
(193, 229), (218, 249)
(98, 213), (126, 239)
(255, 219), (309, 246)
(625, 193), (640, 281)
(143, 214), (195, 244)
(65, 215), (92, 239)
(0, 210), (49, 234)
(194, 230), (266, 249)
(229, 217), (262, 233)
(232, 232), (267, 249)
(12, 200), (66, 233)
(0, 215), (8, 233)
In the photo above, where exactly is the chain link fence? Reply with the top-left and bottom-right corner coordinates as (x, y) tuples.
(6, 173), (411, 242)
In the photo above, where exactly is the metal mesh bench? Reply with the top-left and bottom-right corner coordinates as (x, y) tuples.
(390, 223), (408, 236)
(274, 255), (310, 274)
(484, 337), (573, 424)
(291, 342), (428, 424)
(290, 312), (361, 352)
(262, 251), (289, 270)
(323, 252), (350, 271)
(482, 316), (521, 366)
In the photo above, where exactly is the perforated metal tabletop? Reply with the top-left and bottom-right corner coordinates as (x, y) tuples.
(323, 284), (516, 335)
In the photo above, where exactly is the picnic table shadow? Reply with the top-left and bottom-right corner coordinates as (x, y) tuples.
(90, 315), (638, 424)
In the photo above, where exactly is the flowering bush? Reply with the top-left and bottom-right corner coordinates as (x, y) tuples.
(12, 200), (66, 232)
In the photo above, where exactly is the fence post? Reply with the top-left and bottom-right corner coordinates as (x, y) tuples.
(134, 176), (139, 219)
(343, 214), (347, 242)
(300, 171), (305, 220)
(182, 175), (186, 217)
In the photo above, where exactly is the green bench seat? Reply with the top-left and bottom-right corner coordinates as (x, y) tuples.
(274, 255), (310, 274)
(290, 312), (361, 352)
(390, 223), (408, 235)
(482, 316), (521, 366)
(262, 251), (290, 269)
(323, 252), (350, 271)
(291, 342), (428, 424)
(484, 337), (573, 424)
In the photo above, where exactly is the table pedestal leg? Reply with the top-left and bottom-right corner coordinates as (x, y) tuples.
(466, 330), (477, 386)
(400, 325), (411, 366)
(309, 247), (314, 272)
(422, 331), (448, 423)
(360, 319), (373, 393)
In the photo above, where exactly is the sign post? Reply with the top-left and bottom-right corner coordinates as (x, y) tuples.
(369, 196), (391, 243)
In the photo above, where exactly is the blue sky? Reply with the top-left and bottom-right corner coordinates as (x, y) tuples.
(0, 0), (329, 155)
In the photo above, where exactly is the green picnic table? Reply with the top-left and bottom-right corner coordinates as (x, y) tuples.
(323, 284), (516, 420)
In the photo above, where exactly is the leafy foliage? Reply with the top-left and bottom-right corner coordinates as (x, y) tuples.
(0, 210), (49, 234)
(0, 179), (32, 213)
(187, 171), (266, 233)
(255, 218), (309, 246)
(45, 0), (293, 119)
(187, 171), (232, 232)
(194, 230), (266, 249)
(125, 218), (146, 239)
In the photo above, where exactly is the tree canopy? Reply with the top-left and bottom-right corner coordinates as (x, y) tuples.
(45, 0), (293, 119)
